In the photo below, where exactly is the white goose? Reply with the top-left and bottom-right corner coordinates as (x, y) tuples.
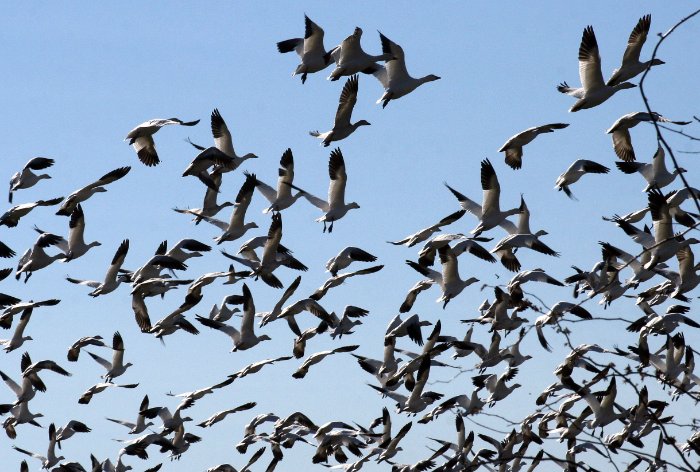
(64, 204), (101, 261)
(289, 148), (360, 232)
(0, 197), (63, 228)
(12, 423), (64, 469)
(197, 173), (259, 244)
(325, 246), (377, 276)
(327, 27), (392, 81)
(471, 159), (521, 236)
(498, 123), (569, 170)
(248, 148), (304, 213)
(15, 230), (67, 282)
(277, 15), (338, 84)
(557, 25), (636, 112)
(66, 239), (129, 296)
(174, 170), (234, 223)
(616, 145), (686, 191)
(606, 15), (664, 86)
(196, 283), (271, 351)
(186, 109), (258, 173)
(607, 112), (690, 162)
(56, 166), (131, 216)
(406, 245), (479, 308)
(310, 76), (370, 147)
(389, 209), (465, 247)
(0, 308), (33, 353)
(125, 117), (199, 166)
(8, 157), (54, 203)
(106, 395), (155, 434)
(372, 32), (440, 108)
(554, 159), (610, 199)
(87, 331), (133, 382)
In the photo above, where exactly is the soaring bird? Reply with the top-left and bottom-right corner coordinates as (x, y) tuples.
(606, 15), (664, 86)
(327, 27), (392, 81)
(8, 157), (54, 204)
(554, 159), (610, 199)
(498, 123), (569, 170)
(55, 166), (131, 216)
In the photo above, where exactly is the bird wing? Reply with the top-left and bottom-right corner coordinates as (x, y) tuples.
(379, 32), (409, 83)
(211, 109), (235, 157)
(578, 26), (605, 91)
(622, 15), (650, 66)
(334, 75), (359, 128)
(328, 148), (348, 208)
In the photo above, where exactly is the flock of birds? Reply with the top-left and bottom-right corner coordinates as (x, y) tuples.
(2, 11), (700, 472)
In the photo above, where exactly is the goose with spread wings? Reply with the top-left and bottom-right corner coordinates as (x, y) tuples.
(310, 75), (369, 147)
(607, 112), (690, 162)
(287, 148), (360, 233)
(498, 123), (569, 170)
(557, 25), (636, 112)
(277, 15), (338, 84)
(8, 157), (54, 204)
(125, 117), (199, 167)
(197, 173), (259, 244)
(327, 27), (392, 81)
(247, 148), (304, 213)
(372, 32), (439, 108)
(606, 15), (664, 86)
(55, 166), (131, 216)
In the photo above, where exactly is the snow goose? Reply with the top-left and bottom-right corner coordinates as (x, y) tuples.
(0, 298), (60, 330)
(398, 279), (434, 313)
(534, 302), (593, 351)
(406, 245), (478, 308)
(56, 166), (131, 216)
(66, 239), (129, 296)
(554, 159), (610, 199)
(292, 345), (359, 379)
(0, 307), (34, 353)
(87, 331), (133, 382)
(654, 246), (700, 299)
(470, 159), (521, 236)
(616, 145), (686, 191)
(55, 420), (91, 447)
(330, 306), (368, 339)
(187, 108), (258, 173)
(0, 197), (63, 228)
(277, 15), (338, 84)
(15, 230), (67, 282)
(66, 335), (107, 362)
(491, 231), (560, 258)
(149, 305), (200, 341)
(309, 264), (384, 301)
(372, 32), (440, 108)
(174, 170), (234, 223)
(165, 238), (211, 262)
(644, 188), (700, 270)
(607, 15), (664, 86)
(557, 26), (636, 112)
(327, 27), (392, 81)
(8, 157), (54, 203)
(228, 356), (293, 382)
(389, 209), (465, 247)
(247, 148), (304, 213)
(197, 402), (257, 428)
(629, 304), (700, 337)
(106, 395), (155, 434)
(326, 246), (377, 276)
(472, 367), (521, 406)
(598, 241), (659, 288)
(276, 297), (333, 336)
(385, 314), (432, 346)
(13, 423), (64, 469)
(182, 147), (235, 191)
(310, 76), (370, 146)
(607, 112), (690, 162)
(197, 173), (259, 244)
(289, 148), (360, 232)
(498, 123), (569, 170)
(125, 117), (199, 167)
(63, 204), (101, 261)
(196, 283), (271, 351)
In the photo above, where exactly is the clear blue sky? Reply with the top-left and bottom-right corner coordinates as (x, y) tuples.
(2, 2), (700, 470)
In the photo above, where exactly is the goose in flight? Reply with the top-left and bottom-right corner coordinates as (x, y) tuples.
(8, 157), (54, 203)
(125, 117), (200, 167)
(0, 307), (34, 353)
(406, 245), (479, 308)
(66, 239), (129, 297)
(78, 381), (139, 405)
(247, 149), (304, 213)
(607, 112), (690, 162)
(557, 26), (636, 112)
(277, 15), (338, 84)
(292, 345), (359, 379)
(372, 32), (440, 108)
(607, 15), (664, 86)
(15, 230), (68, 282)
(0, 197), (63, 228)
(106, 394), (155, 434)
(310, 264), (384, 301)
(13, 423), (64, 469)
(86, 331), (133, 382)
(327, 27), (392, 81)
(325, 246), (377, 276)
(554, 159), (610, 199)
(64, 204), (101, 261)
(465, 159), (521, 236)
(310, 76), (370, 147)
(66, 335), (107, 362)
(616, 145), (686, 192)
(56, 166), (131, 216)
(197, 173), (259, 244)
(186, 109), (258, 173)
(196, 283), (272, 351)
(389, 209), (465, 247)
(498, 123), (569, 170)
(197, 401), (257, 428)
(290, 148), (360, 232)
(174, 170), (234, 223)
(472, 367), (521, 406)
